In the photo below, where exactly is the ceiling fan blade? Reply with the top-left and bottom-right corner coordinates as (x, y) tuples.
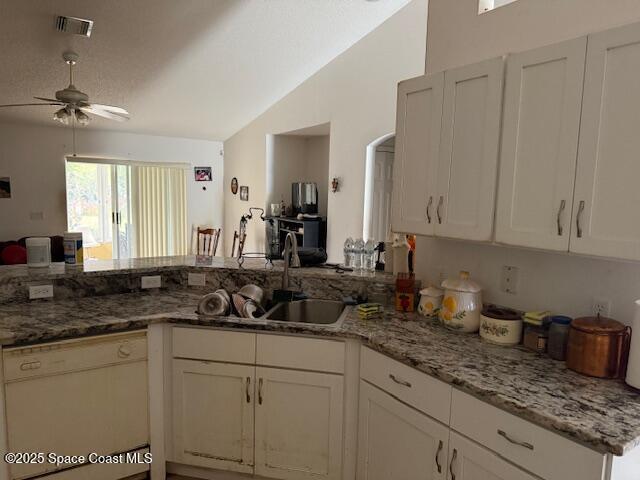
(34, 96), (64, 103)
(0, 103), (62, 107)
(79, 106), (129, 122)
(85, 103), (130, 116)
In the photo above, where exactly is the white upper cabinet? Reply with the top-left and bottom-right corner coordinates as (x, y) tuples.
(392, 73), (444, 236)
(435, 57), (504, 241)
(571, 22), (640, 260)
(495, 38), (587, 250)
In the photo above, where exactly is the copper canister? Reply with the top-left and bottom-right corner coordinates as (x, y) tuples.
(566, 315), (631, 378)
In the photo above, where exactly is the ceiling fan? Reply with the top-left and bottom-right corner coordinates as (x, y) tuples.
(0, 51), (130, 125)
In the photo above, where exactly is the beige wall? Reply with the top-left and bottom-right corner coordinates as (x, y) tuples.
(0, 122), (223, 242)
(426, 0), (640, 73)
(223, 0), (428, 259)
(419, 0), (640, 324)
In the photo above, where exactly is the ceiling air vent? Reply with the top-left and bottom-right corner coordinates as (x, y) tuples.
(55, 16), (94, 37)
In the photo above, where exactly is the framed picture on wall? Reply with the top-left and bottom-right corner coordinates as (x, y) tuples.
(194, 167), (212, 182)
(231, 177), (238, 195)
(0, 177), (10, 198)
(239, 185), (249, 201)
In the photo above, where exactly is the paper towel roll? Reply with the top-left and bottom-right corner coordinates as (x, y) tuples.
(625, 299), (640, 389)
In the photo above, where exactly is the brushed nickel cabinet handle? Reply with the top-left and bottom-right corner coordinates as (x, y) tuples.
(389, 373), (412, 387)
(435, 440), (443, 473)
(245, 377), (251, 403)
(449, 448), (457, 480)
(576, 200), (585, 238)
(258, 378), (263, 405)
(426, 196), (433, 223)
(556, 199), (566, 236)
(497, 429), (534, 450)
(436, 196), (444, 224)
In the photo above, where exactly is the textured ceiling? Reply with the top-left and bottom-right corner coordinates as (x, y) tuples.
(0, 0), (411, 140)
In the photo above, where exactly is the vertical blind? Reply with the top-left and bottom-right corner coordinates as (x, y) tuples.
(131, 165), (187, 257)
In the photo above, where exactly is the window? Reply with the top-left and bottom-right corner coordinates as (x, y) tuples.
(478, 0), (520, 14)
(65, 158), (188, 260)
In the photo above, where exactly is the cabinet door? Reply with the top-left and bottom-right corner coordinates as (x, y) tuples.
(495, 38), (587, 250)
(6, 361), (149, 480)
(172, 360), (255, 474)
(436, 57), (504, 241)
(448, 432), (537, 480)
(392, 72), (444, 236)
(357, 381), (448, 480)
(572, 22), (640, 260)
(254, 367), (343, 480)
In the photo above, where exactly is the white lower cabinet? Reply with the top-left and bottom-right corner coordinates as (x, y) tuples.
(172, 359), (255, 474)
(447, 432), (537, 480)
(357, 380), (449, 480)
(254, 367), (344, 480)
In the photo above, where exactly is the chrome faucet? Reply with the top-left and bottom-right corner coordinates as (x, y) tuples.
(282, 232), (301, 290)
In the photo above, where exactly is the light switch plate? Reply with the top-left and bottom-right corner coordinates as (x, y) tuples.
(141, 275), (162, 289)
(188, 272), (206, 287)
(29, 284), (53, 299)
(501, 266), (519, 294)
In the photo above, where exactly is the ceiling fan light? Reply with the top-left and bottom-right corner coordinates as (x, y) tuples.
(75, 110), (90, 126)
(53, 107), (71, 125)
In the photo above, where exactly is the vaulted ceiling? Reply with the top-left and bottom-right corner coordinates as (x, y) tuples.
(0, 0), (411, 140)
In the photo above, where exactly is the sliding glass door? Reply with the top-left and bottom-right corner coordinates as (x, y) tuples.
(66, 159), (187, 260)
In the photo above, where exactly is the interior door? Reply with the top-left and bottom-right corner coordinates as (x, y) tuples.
(172, 360), (255, 474)
(254, 367), (344, 480)
(435, 57), (504, 241)
(447, 432), (537, 480)
(495, 38), (587, 251)
(372, 147), (394, 241)
(391, 72), (444, 236)
(357, 381), (448, 480)
(571, 22), (640, 260)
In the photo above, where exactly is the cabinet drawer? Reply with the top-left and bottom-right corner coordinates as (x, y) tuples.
(4, 331), (147, 382)
(451, 390), (606, 480)
(360, 347), (451, 424)
(173, 327), (255, 364)
(256, 334), (344, 373)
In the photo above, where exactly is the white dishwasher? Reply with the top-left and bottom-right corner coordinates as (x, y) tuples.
(3, 331), (150, 480)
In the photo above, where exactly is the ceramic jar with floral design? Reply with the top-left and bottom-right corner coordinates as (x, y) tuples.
(439, 271), (482, 333)
(418, 285), (444, 318)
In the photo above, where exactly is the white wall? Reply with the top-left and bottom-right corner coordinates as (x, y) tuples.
(419, 0), (640, 324)
(223, 0), (428, 259)
(0, 122), (223, 243)
(426, 0), (640, 74)
(268, 134), (330, 218)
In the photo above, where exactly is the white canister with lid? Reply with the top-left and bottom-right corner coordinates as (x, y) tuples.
(439, 271), (482, 333)
(418, 285), (444, 318)
(25, 237), (51, 268)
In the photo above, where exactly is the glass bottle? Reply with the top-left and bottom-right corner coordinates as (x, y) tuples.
(363, 238), (376, 273)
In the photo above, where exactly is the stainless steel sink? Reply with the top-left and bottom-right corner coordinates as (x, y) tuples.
(263, 299), (348, 327)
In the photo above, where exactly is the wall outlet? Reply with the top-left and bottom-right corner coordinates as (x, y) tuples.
(188, 272), (206, 287)
(29, 284), (53, 299)
(593, 297), (611, 317)
(141, 275), (162, 289)
(500, 265), (519, 294)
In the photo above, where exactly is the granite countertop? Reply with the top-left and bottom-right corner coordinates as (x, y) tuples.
(0, 290), (638, 456)
(0, 256), (394, 283)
